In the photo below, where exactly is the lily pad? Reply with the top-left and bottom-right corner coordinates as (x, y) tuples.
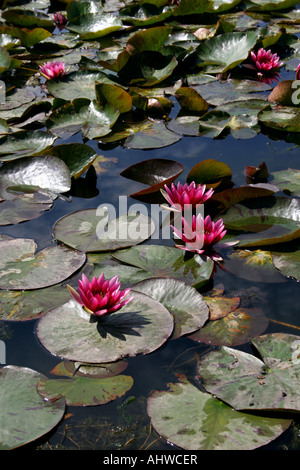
(0, 155), (71, 196)
(271, 246), (300, 281)
(46, 70), (116, 101)
(36, 292), (174, 363)
(196, 31), (259, 73)
(0, 130), (56, 162)
(203, 294), (240, 320)
(0, 365), (65, 450)
(0, 238), (86, 290)
(50, 360), (129, 379)
(198, 333), (300, 411)
(221, 197), (300, 247)
(258, 105), (300, 132)
(123, 121), (181, 149)
(0, 285), (70, 321)
(53, 209), (155, 252)
(225, 249), (286, 283)
(270, 168), (300, 196)
(132, 278), (209, 339)
(112, 245), (214, 289)
(67, 9), (123, 40)
(188, 307), (269, 346)
(147, 375), (292, 451)
(120, 158), (184, 199)
(187, 158), (232, 189)
(42, 143), (98, 179)
(0, 191), (53, 225)
(37, 374), (134, 407)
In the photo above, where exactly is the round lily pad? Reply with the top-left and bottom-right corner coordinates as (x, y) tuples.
(132, 278), (209, 339)
(0, 130), (56, 162)
(147, 375), (291, 451)
(271, 246), (300, 281)
(198, 333), (300, 412)
(0, 238), (86, 290)
(36, 292), (174, 363)
(50, 360), (129, 379)
(53, 209), (155, 252)
(112, 245), (214, 289)
(0, 365), (65, 450)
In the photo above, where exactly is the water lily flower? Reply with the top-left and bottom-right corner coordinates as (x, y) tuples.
(244, 48), (283, 84)
(161, 181), (214, 212)
(171, 213), (236, 261)
(39, 61), (66, 80)
(53, 12), (68, 31)
(67, 273), (134, 317)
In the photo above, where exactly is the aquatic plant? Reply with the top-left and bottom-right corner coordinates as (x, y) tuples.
(161, 181), (214, 212)
(244, 48), (283, 84)
(67, 273), (133, 317)
(39, 61), (67, 80)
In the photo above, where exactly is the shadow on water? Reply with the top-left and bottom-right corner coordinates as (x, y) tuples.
(92, 310), (150, 340)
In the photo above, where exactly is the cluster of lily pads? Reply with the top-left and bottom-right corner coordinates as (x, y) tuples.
(0, 0), (300, 451)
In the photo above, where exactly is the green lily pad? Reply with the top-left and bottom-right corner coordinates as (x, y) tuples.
(0, 130), (56, 162)
(147, 375), (291, 451)
(203, 294), (240, 320)
(0, 155), (71, 196)
(0, 46), (10, 73)
(187, 158), (232, 188)
(95, 83), (132, 114)
(123, 121), (181, 149)
(196, 31), (259, 73)
(42, 143), (98, 179)
(53, 209), (155, 253)
(36, 291), (174, 363)
(0, 365), (65, 450)
(112, 245), (214, 289)
(46, 98), (120, 140)
(67, 4), (123, 40)
(0, 191), (53, 225)
(0, 285), (70, 321)
(10, 26), (52, 48)
(0, 238), (86, 290)
(271, 246), (300, 281)
(221, 197), (300, 247)
(175, 87), (209, 113)
(132, 278), (209, 339)
(189, 307), (269, 346)
(270, 168), (300, 196)
(198, 333), (300, 411)
(37, 374), (134, 407)
(245, 0), (299, 11)
(258, 105), (300, 132)
(46, 70), (116, 101)
(126, 26), (173, 55)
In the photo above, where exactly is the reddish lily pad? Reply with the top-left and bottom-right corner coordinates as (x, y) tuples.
(188, 307), (269, 346)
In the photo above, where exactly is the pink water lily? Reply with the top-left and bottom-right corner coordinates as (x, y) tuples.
(171, 213), (235, 261)
(67, 273), (134, 317)
(39, 60), (66, 80)
(161, 181), (214, 212)
(53, 12), (68, 31)
(244, 48), (283, 84)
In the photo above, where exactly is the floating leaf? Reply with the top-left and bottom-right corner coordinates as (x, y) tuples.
(0, 285), (70, 321)
(123, 121), (181, 149)
(270, 169), (300, 196)
(42, 143), (98, 179)
(132, 277), (209, 339)
(271, 246), (300, 281)
(67, 9), (123, 39)
(198, 333), (300, 411)
(196, 31), (259, 73)
(175, 87), (209, 113)
(187, 158), (232, 189)
(120, 158), (184, 199)
(258, 105), (300, 133)
(0, 155), (71, 196)
(225, 249), (286, 283)
(147, 375), (291, 451)
(203, 294), (240, 320)
(36, 292), (174, 363)
(50, 360), (129, 379)
(221, 197), (300, 247)
(37, 374), (134, 406)
(0, 130), (56, 162)
(112, 245), (214, 289)
(53, 209), (155, 253)
(189, 307), (268, 346)
(0, 365), (65, 450)
(0, 238), (86, 290)
(126, 26), (173, 55)
(0, 191), (53, 225)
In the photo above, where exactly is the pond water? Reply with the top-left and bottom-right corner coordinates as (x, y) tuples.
(0, 0), (300, 452)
